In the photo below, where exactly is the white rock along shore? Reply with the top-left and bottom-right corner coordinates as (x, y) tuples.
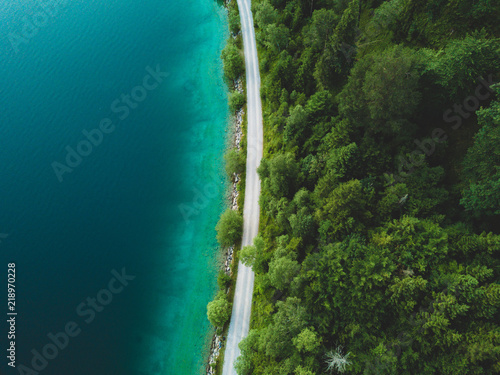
(206, 78), (244, 374)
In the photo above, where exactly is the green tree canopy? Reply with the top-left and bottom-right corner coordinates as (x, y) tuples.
(225, 149), (245, 176)
(207, 292), (232, 327)
(216, 209), (243, 247)
(460, 87), (500, 217)
(221, 41), (245, 82)
(425, 33), (500, 100)
(258, 152), (299, 199)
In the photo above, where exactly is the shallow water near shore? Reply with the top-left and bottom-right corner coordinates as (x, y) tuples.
(0, 0), (228, 374)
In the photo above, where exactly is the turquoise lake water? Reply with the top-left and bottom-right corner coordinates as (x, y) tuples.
(0, 0), (229, 374)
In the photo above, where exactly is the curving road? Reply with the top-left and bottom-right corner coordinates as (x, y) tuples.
(222, 0), (263, 372)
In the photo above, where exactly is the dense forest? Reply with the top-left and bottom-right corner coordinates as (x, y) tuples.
(218, 0), (500, 373)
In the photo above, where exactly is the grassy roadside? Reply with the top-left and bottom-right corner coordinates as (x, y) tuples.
(207, 0), (247, 373)
(212, 106), (247, 375)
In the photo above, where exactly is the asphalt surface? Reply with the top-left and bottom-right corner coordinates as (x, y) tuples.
(221, 0), (263, 372)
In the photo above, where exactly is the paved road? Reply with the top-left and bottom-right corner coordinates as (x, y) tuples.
(222, 0), (263, 372)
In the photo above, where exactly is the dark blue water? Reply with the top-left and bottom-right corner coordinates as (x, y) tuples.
(0, 0), (229, 374)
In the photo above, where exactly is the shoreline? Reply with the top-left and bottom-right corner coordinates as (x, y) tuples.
(206, 77), (244, 375)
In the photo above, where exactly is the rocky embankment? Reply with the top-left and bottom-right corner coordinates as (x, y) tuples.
(206, 78), (244, 374)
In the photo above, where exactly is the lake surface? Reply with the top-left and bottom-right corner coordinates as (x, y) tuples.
(0, 0), (229, 374)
